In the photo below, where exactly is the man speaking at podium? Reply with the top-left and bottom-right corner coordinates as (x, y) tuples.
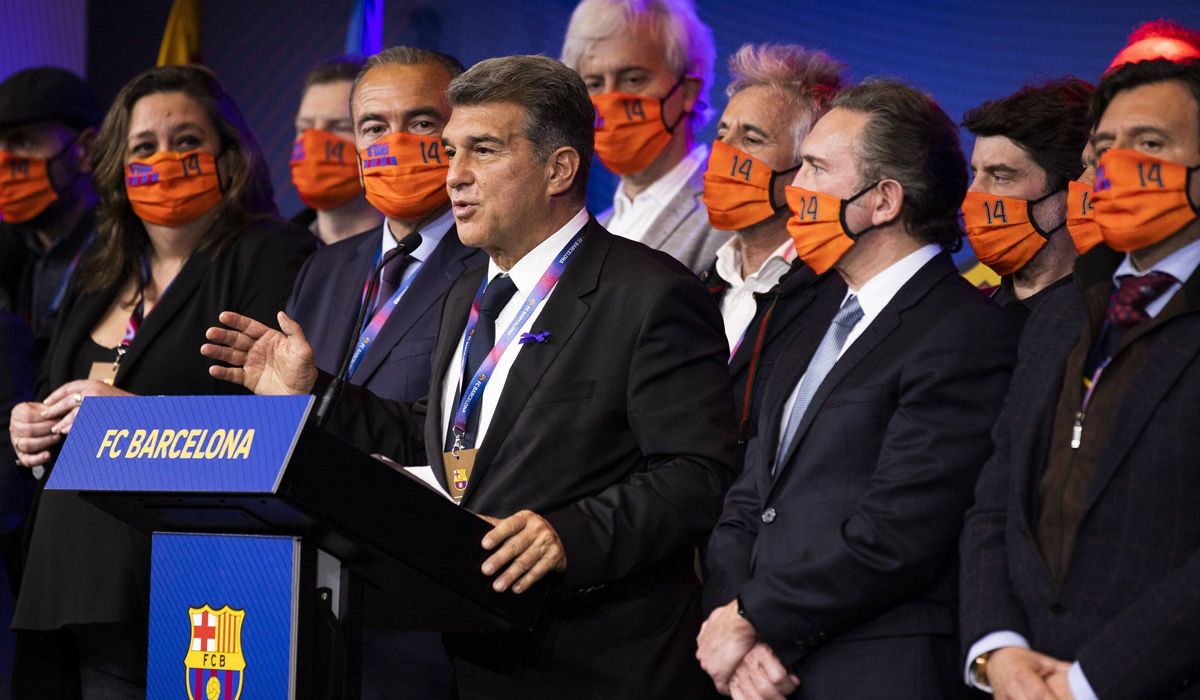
(202, 55), (737, 698)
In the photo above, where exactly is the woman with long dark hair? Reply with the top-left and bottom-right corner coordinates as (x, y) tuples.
(8, 64), (314, 698)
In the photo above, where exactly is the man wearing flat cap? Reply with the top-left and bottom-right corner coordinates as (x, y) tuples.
(0, 65), (101, 696)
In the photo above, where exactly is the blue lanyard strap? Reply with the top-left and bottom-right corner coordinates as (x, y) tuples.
(346, 254), (423, 378)
(450, 230), (586, 452)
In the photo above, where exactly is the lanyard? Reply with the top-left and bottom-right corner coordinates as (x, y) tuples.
(48, 231), (95, 314)
(346, 248), (423, 378)
(111, 255), (173, 373)
(450, 230), (585, 452)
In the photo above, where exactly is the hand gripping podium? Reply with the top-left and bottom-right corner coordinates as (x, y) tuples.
(44, 395), (547, 699)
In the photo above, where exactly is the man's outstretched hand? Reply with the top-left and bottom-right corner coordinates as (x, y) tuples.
(202, 310), (318, 395)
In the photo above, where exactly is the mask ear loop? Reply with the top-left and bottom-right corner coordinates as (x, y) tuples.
(1027, 186), (1067, 239)
(659, 74), (691, 134)
(46, 135), (82, 195)
(766, 163), (802, 212)
(839, 180), (882, 241)
(1186, 165), (1200, 214)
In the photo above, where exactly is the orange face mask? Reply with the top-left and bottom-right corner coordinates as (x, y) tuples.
(591, 76), (687, 176)
(125, 150), (223, 228)
(702, 141), (798, 231)
(961, 189), (1063, 277)
(1093, 148), (1200, 252)
(290, 129), (361, 211)
(0, 147), (65, 224)
(1066, 179), (1102, 254)
(359, 132), (449, 221)
(784, 182), (878, 275)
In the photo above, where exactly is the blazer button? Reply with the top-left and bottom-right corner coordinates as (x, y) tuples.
(1050, 602), (1065, 615)
(761, 508), (777, 524)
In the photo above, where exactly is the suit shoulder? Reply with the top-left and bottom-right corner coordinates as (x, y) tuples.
(603, 230), (702, 284)
(224, 218), (317, 258)
(922, 268), (1019, 340)
(300, 226), (377, 266)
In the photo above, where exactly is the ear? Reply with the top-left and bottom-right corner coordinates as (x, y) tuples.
(680, 75), (702, 116)
(546, 146), (581, 197)
(75, 127), (98, 174)
(871, 178), (905, 226)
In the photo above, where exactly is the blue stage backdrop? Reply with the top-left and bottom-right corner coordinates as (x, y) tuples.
(80, 0), (1200, 232)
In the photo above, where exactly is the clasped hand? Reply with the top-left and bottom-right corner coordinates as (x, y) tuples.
(10, 380), (132, 468)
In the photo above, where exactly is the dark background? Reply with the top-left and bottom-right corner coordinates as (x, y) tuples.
(6, 0), (1200, 223)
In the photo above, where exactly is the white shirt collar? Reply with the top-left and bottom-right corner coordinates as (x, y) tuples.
(612, 143), (708, 215)
(849, 243), (942, 319)
(487, 207), (590, 294)
(1112, 235), (1200, 286)
(380, 208), (455, 262)
(715, 235), (796, 288)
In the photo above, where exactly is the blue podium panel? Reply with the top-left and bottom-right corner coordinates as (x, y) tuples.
(150, 533), (299, 699)
(45, 395), (313, 493)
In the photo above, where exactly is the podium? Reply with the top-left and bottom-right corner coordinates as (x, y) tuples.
(45, 395), (548, 699)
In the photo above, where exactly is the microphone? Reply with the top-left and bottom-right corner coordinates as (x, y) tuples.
(314, 231), (422, 427)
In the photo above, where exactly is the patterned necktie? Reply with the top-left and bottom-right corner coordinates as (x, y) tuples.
(1105, 271), (1177, 328)
(371, 254), (413, 315)
(775, 294), (864, 471)
(445, 274), (519, 451)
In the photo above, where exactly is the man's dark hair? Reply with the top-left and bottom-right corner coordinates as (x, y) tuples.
(1091, 59), (1200, 140)
(831, 79), (967, 250)
(303, 54), (367, 90)
(963, 78), (1094, 194)
(447, 55), (594, 197)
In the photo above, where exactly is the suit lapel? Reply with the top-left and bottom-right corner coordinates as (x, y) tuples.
(113, 249), (212, 384)
(353, 228), (476, 384)
(639, 171), (701, 252)
(729, 264), (825, 376)
(1083, 275), (1200, 514)
(425, 263), (483, 492)
(771, 254), (954, 484)
(48, 286), (118, 386)
(459, 221), (608, 506)
(752, 311), (831, 473)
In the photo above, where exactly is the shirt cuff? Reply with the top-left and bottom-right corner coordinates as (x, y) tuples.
(964, 631), (1031, 690)
(1068, 661), (1098, 700)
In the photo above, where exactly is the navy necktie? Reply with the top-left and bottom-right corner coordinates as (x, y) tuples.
(445, 274), (518, 451)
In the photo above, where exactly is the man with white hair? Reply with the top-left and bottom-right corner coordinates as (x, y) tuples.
(562, 0), (728, 272)
(699, 43), (849, 443)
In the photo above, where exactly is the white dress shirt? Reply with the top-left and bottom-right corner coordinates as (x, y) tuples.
(715, 235), (796, 357)
(607, 144), (708, 244)
(965, 235), (1200, 700)
(777, 243), (941, 439)
(438, 207), (590, 452)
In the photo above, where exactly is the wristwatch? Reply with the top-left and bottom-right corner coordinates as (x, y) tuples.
(971, 651), (993, 692)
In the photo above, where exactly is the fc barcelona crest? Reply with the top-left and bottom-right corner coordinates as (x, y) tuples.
(185, 605), (246, 700)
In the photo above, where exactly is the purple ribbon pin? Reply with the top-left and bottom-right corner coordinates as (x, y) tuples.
(519, 330), (551, 345)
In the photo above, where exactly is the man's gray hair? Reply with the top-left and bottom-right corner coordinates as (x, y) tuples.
(726, 43), (846, 162)
(447, 55), (594, 196)
(560, 0), (715, 129)
(349, 46), (465, 107)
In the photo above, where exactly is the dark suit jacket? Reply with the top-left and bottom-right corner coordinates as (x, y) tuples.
(1, 313), (35, 598)
(285, 224), (483, 404)
(322, 218), (738, 698)
(704, 252), (1017, 698)
(13, 219), (313, 631)
(702, 259), (846, 444)
(960, 244), (1200, 699)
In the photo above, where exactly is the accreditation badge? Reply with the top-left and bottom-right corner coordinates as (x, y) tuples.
(441, 448), (476, 505)
(88, 361), (117, 385)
